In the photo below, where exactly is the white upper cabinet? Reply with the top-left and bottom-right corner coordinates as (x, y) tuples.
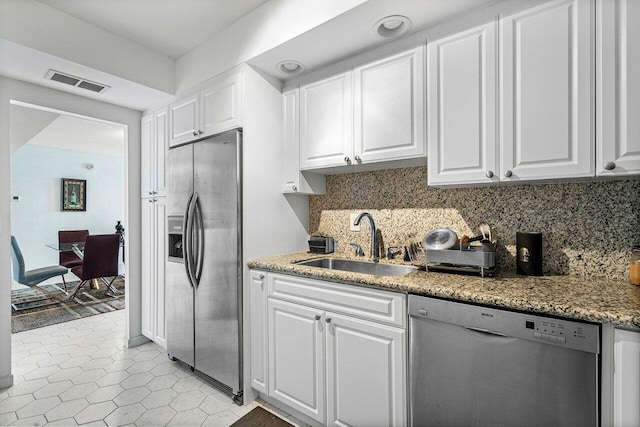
(297, 47), (426, 172)
(141, 107), (167, 198)
(169, 93), (199, 147)
(354, 47), (425, 163)
(300, 71), (353, 169)
(501, 0), (594, 181)
(597, 0), (640, 176)
(169, 72), (241, 147)
(427, 22), (498, 186)
(201, 73), (241, 137)
(282, 88), (326, 194)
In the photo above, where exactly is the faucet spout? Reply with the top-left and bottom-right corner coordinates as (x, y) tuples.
(354, 212), (379, 262)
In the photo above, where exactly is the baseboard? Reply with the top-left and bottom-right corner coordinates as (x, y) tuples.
(0, 374), (14, 391)
(124, 334), (150, 348)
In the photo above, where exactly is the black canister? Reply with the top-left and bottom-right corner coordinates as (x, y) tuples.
(516, 231), (542, 276)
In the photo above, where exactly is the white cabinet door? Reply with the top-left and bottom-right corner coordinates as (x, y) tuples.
(326, 312), (406, 427)
(170, 92), (199, 147)
(153, 108), (167, 197)
(141, 114), (153, 198)
(141, 199), (154, 340)
(501, 0), (594, 181)
(427, 22), (498, 185)
(597, 0), (640, 176)
(614, 329), (640, 427)
(354, 47), (425, 164)
(283, 88), (325, 194)
(141, 197), (167, 348)
(268, 298), (325, 424)
(201, 73), (241, 137)
(300, 71), (353, 169)
(250, 270), (268, 394)
(142, 109), (167, 198)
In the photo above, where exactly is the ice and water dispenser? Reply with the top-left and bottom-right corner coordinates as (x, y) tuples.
(167, 216), (184, 261)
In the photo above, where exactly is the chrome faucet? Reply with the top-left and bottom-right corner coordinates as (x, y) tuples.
(354, 212), (379, 262)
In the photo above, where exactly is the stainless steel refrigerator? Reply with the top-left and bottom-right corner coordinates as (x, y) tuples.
(165, 129), (242, 403)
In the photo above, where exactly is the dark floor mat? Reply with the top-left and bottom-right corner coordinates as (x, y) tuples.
(231, 407), (293, 427)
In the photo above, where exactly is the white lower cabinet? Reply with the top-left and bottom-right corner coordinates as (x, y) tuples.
(268, 298), (326, 423)
(614, 328), (640, 427)
(325, 312), (405, 427)
(250, 270), (406, 426)
(249, 271), (269, 394)
(141, 197), (166, 348)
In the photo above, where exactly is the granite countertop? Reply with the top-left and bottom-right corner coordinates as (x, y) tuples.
(248, 252), (640, 328)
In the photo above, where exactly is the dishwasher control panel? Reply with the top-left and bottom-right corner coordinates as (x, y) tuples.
(409, 295), (600, 354)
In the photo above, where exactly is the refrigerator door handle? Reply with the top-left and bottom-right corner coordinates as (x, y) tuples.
(193, 195), (205, 287)
(186, 192), (199, 287)
(184, 192), (197, 288)
(182, 192), (193, 288)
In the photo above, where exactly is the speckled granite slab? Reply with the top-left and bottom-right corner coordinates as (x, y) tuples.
(309, 166), (640, 280)
(248, 252), (640, 328)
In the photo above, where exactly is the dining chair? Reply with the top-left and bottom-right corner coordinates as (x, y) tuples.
(68, 234), (120, 300)
(58, 229), (89, 268)
(11, 235), (69, 302)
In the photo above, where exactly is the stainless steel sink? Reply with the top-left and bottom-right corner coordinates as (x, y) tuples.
(295, 257), (417, 276)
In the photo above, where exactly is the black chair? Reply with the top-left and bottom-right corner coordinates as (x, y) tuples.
(68, 234), (120, 300)
(11, 235), (69, 302)
(58, 229), (89, 269)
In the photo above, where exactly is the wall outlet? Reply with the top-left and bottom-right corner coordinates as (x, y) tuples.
(350, 213), (361, 231)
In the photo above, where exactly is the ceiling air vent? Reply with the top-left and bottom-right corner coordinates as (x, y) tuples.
(44, 69), (110, 94)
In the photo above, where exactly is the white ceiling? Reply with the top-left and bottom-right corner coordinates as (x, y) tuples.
(36, 0), (269, 59)
(11, 104), (125, 157)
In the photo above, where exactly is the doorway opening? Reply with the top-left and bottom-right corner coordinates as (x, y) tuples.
(9, 101), (128, 333)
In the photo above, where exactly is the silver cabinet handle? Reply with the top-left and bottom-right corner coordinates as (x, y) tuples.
(604, 162), (616, 171)
(198, 130), (203, 135)
(192, 131), (198, 136)
(486, 171), (494, 178)
(259, 274), (265, 279)
(315, 315), (321, 321)
(325, 317), (332, 323)
(148, 191), (153, 195)
(292, 185), (297, 192)
(148, 199), (154, 203)
(354, 155), (361, 162)
(344, 156), (351, 163)
(504, 170), (513, 178)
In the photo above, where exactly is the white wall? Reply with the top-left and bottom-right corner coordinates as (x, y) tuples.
(0, 76), (142, 390)
(11, 144), (124, 277)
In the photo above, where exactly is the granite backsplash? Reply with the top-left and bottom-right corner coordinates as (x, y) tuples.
(308, 166), (640, 280)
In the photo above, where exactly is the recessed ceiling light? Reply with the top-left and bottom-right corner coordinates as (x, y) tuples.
(373, 15), (412, 38)
(276, 60), (304, 75)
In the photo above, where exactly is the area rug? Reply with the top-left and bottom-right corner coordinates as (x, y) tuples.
(231, 407), (293, 427)
(11, 277), (125, 333)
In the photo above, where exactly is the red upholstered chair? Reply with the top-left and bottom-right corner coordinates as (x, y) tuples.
(58, 230), (89, 268)
(68, 234), (120, 300)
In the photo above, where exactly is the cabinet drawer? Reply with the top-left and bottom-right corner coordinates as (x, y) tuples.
(268, 273), (406, 328)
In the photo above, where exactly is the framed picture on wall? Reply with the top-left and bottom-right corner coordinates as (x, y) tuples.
(61, 178), (86, 211)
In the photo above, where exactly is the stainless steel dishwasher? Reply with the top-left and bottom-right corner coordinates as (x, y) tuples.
(409, 294), (600, 427)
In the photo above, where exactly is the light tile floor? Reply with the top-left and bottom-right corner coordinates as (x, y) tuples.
(0, 310), (297, 426)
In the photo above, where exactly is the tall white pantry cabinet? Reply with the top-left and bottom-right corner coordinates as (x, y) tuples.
(140, 108), (168, 348)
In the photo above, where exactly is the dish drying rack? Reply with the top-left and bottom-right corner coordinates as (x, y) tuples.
(426, 243), (497, 277)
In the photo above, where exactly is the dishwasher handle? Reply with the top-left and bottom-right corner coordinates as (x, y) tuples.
(464, 326), (512, 338)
